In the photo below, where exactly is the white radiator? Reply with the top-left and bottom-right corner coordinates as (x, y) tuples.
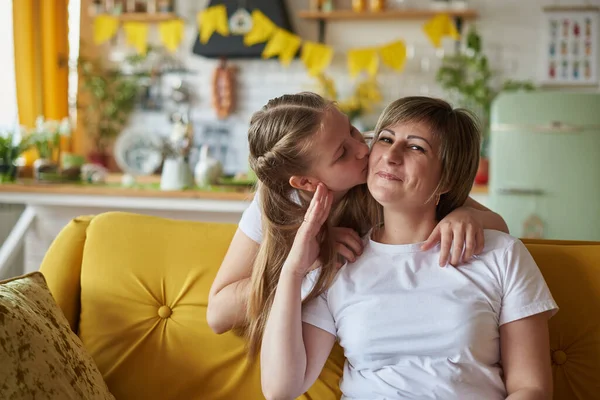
(0, 203), (25, 279)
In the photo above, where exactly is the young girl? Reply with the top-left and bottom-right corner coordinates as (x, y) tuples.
(260, 97), (557, 400)
(207, 92), (509, 337)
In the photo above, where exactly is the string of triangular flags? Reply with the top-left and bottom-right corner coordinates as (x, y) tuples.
(93, 6), (459, 78)
(94, 14), (184, 54)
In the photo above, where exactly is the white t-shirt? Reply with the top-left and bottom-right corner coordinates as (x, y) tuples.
(238, 191), (303, 244)
(301, 230), (558, 400)
(238, 193), (263, 244)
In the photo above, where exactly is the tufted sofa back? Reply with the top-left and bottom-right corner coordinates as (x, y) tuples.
(40, 212), (600, 399)
(40, 212), (343, 400)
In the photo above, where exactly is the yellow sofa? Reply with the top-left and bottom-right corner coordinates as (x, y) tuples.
(39, 212), (600, 399)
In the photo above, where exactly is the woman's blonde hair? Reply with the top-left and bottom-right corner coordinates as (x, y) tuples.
(371, 96), (481, 222)
(245, 92), (372, 357)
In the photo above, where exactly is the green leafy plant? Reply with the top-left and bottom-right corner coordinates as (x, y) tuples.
(29, 121), (65, 161)
(436, 26), (535, 157)
(78, 57), (142, 155)
(0, 131), (31, 182)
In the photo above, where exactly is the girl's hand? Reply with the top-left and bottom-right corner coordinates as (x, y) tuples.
(307, 227), (363, 272)
(421, 207), (485, 267)
(331, 227), (363, 266)
(283, 183), (333, 278)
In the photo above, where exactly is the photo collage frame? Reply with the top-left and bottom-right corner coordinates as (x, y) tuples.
(540, 6), (599, 86)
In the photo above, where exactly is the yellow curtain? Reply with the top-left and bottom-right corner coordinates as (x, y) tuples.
(13, 0), (69, 164)
(41, 0), (69, 121)
(13, 0), (41, 129)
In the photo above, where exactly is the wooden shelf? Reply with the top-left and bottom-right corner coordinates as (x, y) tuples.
(0, 174), (253, 201)
(95, 12), (179, 23)
(298, 8), (478, 21)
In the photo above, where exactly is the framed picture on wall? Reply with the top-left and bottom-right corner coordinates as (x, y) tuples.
(540, 6), (599, 87)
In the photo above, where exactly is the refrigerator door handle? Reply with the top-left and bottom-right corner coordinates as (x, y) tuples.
(492, 121), (600, 133)
(496, 188), (545, 196)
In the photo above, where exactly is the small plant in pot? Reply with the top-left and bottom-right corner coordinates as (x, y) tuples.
(28, 117), (72, 181)
(0, 131), (30, 183)
(78, 57), (141, 167)
(436, 26), (535, 184)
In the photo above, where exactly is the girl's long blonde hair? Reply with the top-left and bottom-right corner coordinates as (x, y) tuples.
(245, 92), (373, 357)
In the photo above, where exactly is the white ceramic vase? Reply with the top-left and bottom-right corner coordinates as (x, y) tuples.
(160, 156), (192, 191)
(194, 145), (223, 187)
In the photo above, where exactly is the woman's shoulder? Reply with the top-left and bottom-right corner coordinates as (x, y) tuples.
(480, 229), (521, 255)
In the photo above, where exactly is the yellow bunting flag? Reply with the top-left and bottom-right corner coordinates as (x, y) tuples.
(379, 40), (407, 72)
(244, 10), (277, 46)
(423, 14), (459, 48)
(301, 41), (334, 76)
(123, 22), (149, 54)
(93, 15), (119, 44)
(262, 28), (302, 67)
(197, 5), (229, 44)
(347, 48), (379, 78)
(158, 19), (184, 52)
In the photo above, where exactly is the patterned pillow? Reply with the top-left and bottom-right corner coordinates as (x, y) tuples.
(0, 272), (114, 400)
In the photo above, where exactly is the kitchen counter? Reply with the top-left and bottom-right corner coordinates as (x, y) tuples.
(0, 174), (254, 212)
(0, 175), (255, 277)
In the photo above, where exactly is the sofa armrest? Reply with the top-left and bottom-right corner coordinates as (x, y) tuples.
(40, 215), (93, 333)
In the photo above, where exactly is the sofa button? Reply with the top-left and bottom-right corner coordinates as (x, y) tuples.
(552, 350), (567, 365)
(158, 305), (172, 319)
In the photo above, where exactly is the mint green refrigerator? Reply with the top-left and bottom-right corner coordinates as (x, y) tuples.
(489, 91), (600, 240)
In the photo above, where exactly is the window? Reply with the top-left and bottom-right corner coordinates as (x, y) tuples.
(68, 0), (81, 117)
(0, 1), (18, 131)
(0, 1), (81, 131)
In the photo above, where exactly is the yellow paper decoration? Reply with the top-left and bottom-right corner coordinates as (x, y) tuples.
(243, 10), (277, 46)
(347, 48), (379, 78)
(158, 19), (184, 52)
(93, 15), (119, 44)
(123, 22), (149, 54)
(301, 41), (334, 76)
(262, 28), (302, 67)
(379, 40), (407, 72)
(423, 14), (459, 48)
(197, 5), (229, 44)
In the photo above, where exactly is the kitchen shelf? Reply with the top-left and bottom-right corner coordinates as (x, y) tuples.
(298, 8), (478, 44)
(298, 9), (478, 21)
(95, 12), (179, 22)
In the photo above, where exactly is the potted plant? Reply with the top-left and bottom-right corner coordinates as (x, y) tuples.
(28, 117), (72, 181)
(436, 26), (535, 184)
(160, 118), (196, 191)
(78, 57), (141, 167)
(0, 131), (30, 183)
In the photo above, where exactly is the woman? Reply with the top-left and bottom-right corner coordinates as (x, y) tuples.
(260, 97), (557, 399)
(207, 93), (509, 337)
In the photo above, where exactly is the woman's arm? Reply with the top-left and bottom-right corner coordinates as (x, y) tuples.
(261, 269), (336, 400)
(207, 229), (259, 334)
(422, 196), (509, 266)
(464, 196), (509, 234)
(501, 312), (553, 400)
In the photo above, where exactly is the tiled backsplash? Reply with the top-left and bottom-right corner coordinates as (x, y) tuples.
(123, 0), (584, 174)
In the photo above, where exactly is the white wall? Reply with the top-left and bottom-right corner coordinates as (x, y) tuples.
(124, 0), (598, 174)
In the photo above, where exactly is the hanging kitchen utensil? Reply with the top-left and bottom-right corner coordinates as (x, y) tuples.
(229, 0), (253, 35)
(211, 57), (236, 119)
